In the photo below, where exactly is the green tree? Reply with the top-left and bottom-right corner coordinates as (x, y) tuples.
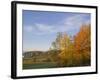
(51, 32), (62, 50)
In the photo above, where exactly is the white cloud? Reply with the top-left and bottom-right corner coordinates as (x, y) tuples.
(24, 26), (33, 32)
(35, 24), (53, 32)
(64, 14), (90, 28)
(61, 14), (90, 35)
(24, 14), (90, 36)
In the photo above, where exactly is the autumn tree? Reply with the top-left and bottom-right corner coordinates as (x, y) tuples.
(50, 32), (74, 66)
(74, 24), (91, 66)
(49, 32), (62, 64)
(58, 33), (74, 66)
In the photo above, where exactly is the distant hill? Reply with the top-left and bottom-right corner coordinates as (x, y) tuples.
(23, 50), (61, 58)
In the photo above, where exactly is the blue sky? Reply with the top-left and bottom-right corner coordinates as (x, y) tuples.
(22, 10), (91, 51)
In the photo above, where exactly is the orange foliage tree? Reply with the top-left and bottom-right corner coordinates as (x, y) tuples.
(74, 24), (91, 66)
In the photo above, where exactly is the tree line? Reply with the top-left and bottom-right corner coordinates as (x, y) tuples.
(49, 24), (91, 67)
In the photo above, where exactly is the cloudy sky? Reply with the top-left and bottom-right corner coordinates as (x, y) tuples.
(22, 10), (91, 51)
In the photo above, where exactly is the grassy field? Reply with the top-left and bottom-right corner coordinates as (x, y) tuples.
(23, 62), (58, 69)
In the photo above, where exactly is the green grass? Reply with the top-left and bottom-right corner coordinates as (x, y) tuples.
(23, 62), (58, 69)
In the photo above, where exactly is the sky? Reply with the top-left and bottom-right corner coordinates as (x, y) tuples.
(22, 10), (91, 52)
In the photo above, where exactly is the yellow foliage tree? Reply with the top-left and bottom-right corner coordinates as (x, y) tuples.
(59, 33), (74, 66)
